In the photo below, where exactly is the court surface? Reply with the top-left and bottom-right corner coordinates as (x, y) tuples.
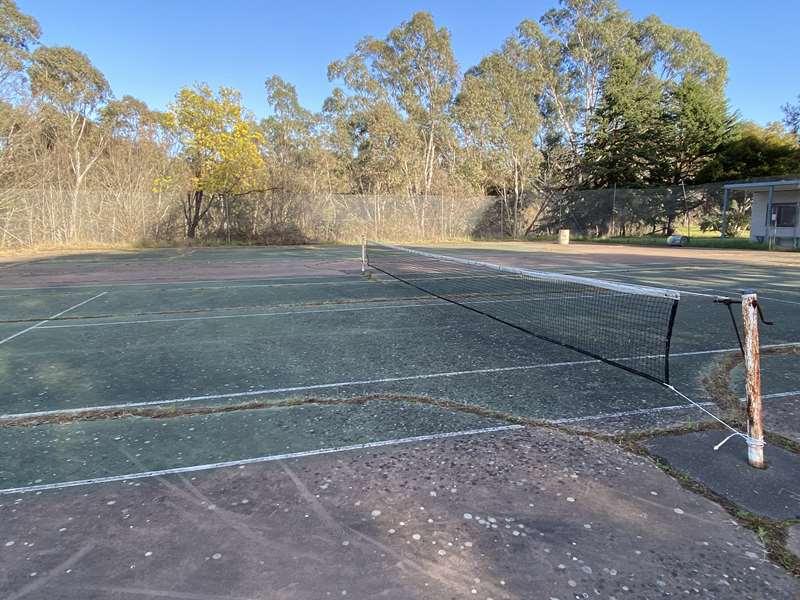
(1, 242), (798, 599)
(1, 242), (798, 491)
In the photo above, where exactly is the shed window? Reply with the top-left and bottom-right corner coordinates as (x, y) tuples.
(773, 204), (797, 227)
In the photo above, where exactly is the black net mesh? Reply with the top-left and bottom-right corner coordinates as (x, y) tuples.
(366, 242), (680, 383)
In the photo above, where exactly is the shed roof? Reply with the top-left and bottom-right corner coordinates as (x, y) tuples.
(723, 179), (800, 191)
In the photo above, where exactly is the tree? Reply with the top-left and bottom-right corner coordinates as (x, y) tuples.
(258, 75), (345, 238)
(516, 0), (631, 159)
(263, 75), (328, 194)
(525, 1), (730, 235)
(0, 0), (40, 96)
(783, 95), (800, 141)
(456, 40), (544, 237)
(695, 121), (800, 182)
(583, 12), (729, 185)
(166, 84), (264, 238)
(28, 46), (112, 240)
(635, 15), (727, 91)
(653, 76), (734, 185)
(629, 16), (731, 187)
(634, 78), (731, 234)
(327, 12), (458, 200)
(102, 95), (165, 142)
(94, 96), (175, 240)
(582, 49), (663, 188)
(700, 195), (751, 237)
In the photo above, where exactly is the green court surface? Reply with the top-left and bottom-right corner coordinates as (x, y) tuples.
(1, 243), (799, 492)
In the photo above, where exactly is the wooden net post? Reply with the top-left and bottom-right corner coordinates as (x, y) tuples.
(741, 290), (765, 468)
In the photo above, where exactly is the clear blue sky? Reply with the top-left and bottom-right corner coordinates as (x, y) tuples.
(19, 0), (800, 125)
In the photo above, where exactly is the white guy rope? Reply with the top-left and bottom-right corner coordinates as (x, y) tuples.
(664, 384), (765, 450)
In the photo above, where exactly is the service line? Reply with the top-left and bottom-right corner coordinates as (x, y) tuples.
(0, 292), (107, 346)
(36, 292), (632, 330)
(4, 341), (799, 420)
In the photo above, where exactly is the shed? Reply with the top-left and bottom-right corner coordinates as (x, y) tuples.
(722, 179), (800, 248)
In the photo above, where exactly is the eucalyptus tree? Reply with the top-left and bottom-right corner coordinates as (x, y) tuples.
(514, 2), (730, 181)
(263, 75), (337, 196)
(327, 12), (459, 200)
(456, 39), (544, 237)
(260, 75), (351, 237)
(0, 0), (40, 215)
(28, 46), (112, 239)
(511, 1), (732, 234)
(515, 0), (631, 159)
(0, 0), (40, 97)
(97, 96), (174, 240)
(586, 15), (730, 185)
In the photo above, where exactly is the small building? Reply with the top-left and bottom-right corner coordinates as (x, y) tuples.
(722, 179), (800, 248)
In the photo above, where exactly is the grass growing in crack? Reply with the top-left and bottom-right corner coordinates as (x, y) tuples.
(3, 347), (797, 577)
(701, 345), (800, 453)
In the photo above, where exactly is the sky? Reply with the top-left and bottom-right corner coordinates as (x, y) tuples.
(19, 0), (800, 125)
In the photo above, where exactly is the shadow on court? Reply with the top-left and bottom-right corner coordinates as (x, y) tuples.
(1, 242), (798, 598)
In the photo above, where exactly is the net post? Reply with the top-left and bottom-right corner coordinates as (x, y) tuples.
(741, 290), (765, 468)
(361, 235), (367, 274)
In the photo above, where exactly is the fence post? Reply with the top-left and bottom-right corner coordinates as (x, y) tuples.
(361, 235), (367, 274)
(741, 290), (765, 468)
(720, 187), (729, 238)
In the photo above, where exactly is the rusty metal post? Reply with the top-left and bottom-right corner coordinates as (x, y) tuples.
(741, 290), (765, 468)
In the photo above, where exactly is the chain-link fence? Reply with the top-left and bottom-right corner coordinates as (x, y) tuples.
(522, 183), (728, 237)
(0, 189), (495, 248)
(5, 179), (790, 248)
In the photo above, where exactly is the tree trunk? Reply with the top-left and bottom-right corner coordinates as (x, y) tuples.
(185, 190), (205, 239)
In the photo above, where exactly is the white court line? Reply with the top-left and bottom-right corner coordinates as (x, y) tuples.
(604, 274), (800, 306)
(0, 359), (599, 419)
(0, 278), (376, 298)
(560, 264), (726, 276)
(5, 342), (799, 421)
(751, 288), (800, 298)
(632, 342), (800, 361)
(0, 292), (107, 346)
(739, 390), (800, 402)
(35, 292), (634, 330)
(0, 424), (523, 495)
(37, 300), (446, 329)
(0, 273), (366, 293)
(664, 282), (800, 306)
(548, 401), (717, 424)
(588, 277), (721, 300)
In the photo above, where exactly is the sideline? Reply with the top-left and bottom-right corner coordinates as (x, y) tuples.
(0, 424), (523, 495)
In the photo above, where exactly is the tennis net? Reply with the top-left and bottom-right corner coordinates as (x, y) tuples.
(364, 241), (680, 384)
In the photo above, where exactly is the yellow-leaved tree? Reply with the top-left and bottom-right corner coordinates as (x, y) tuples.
(166, 84), (264, 238)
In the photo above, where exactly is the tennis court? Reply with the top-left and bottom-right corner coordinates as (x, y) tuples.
(1, 243), (799, 598)
(1, 242), (799, 491)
